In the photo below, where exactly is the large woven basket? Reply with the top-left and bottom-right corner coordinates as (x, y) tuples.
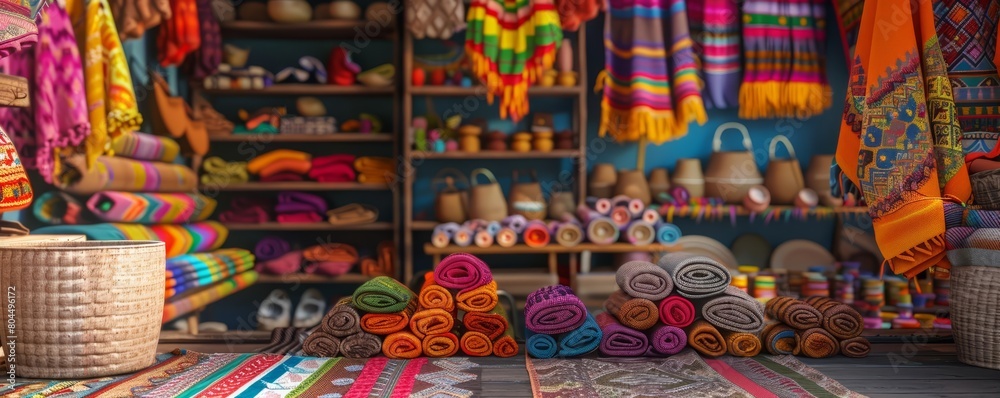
(971, 168), (1000, 209)
(0, 240), (165, 378)
(946, 248), (1000, 370)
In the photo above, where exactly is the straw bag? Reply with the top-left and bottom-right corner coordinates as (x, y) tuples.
(0, 125), (33, 213)
(509, 169), (546, 220)
(764, 135), (804, 205)
(548, 184), (575, 220)
(469, 168), (507, 221)
(0, 240), (165, 378)
(432, 168), (469, 223)
(947, 248), (1000, 370)
(704, 122), (763, 203)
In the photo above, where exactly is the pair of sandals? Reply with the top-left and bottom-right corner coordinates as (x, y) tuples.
(276, 56), (327, 84)
(257, 289), (328, 331)
(151, 72), (209, 155)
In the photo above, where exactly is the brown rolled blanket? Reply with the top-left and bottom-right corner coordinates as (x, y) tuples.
(321, 297), (362, 337)
(685, 319), (727, 357)
(764, 296), (822, 330)
(340, 331), (382, 358)
(302, 332), (341, 357)
(839, 336), (871, 358)
(803, 296), (864, 339)
(794, 328), (840, 358)
(725, 331), (762, 357)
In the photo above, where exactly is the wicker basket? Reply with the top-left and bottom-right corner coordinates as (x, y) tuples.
(971, 168), (1000, 209)
(946, 248), (1000, 370)
(0, 240), (165, 378)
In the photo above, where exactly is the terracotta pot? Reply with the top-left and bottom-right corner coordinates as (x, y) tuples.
(269, 0), (312, 23)
(590, 163), (617, 198)
(469, 168), (508, 221)
(533, 131), (554, 152)
(704, 122), (763, 203)
(794, 188), (819, 208)
(432, 168), (469, 223)
(806, 155), (842, 207)
(511, 132), (532, 152)
(329, 0), (361, 19)
(458, 125), (482, 153)
(487, 131), (507, 151)
(648, 168), (670, 200)
(764, 135), (804, 205)
(672, 158), (705, 198)
(613, 170), (652, 205)
(557, 71), (578, 87)
(539, 70), (557, 87)
(555, 130), (574, 149)
(743, 185), (771, 213)
(509, 170), (546, 220)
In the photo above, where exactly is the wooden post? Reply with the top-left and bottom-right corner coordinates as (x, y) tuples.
(636, 137), (648, 172)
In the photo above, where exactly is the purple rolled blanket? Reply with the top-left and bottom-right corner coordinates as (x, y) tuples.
(255, 236), (291, 261)
(276, 191), (328, 214)
(647, 324), (687, 356)
(525, 285), (587, 334)
(596, 312), (648, 357)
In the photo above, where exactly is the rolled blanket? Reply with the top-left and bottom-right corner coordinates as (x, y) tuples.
(247, 149), (311, 175)
(409, 308), (455, 339)
(320, 298), (362, 337)
(794, 328), (840, 358)
(685, 320), (727, 357)
(525, 285), (588, 334)
(87, 192), (216, 224)
(839, 336), (871, 358)
(460, 331), (493, 357)
(762, 322), (797, 355)
(219, 197), (271, 223)
(434, 252), (493, 292)
(456, 280), (499, 312)
(616, 261), (674, 301)
(303, 243), (359, 274)
(523, 220), (551, 247)
(724, 331), (762, 357)
(558, 313), (602, 357)
(201, 156), (249, 185)
(276, 191), (328, 214)
(340, 332), (382, 358)
(700, 286), (766, 334)
(586, 217), (620, 245)
(596, 312), (648, 357)
(312, 154), (356, 169)
(656, 223), (683, 244)
(302, 332), (340, 357)
(352, 276), (415, 313)
(258, 158), (311, 179)
(493, 325), (519, 358)
(463, 305), (509, 340)
(658, 295), (696, 328)
(256, 250), (303, 275)
(625, 220), (656, 246)
(354, 156), (395, 175)
(604, 290), (659, 331)
(112, 131), (181, 163)
(648, 324), (686, 356)
(657, 252), (731, 298)
(360, 299), (417, 335)
(254, 236), (291, 262)
(33, 192), (85, 225)
(423, 332), (460, 357)
(803, 296), (864, 339)
(765, 296), (823, 330)
(382, 331), (422, 359)
(57, 155), (199, 194)
(527, 333), (558, 358)
(419, 272), (455, 312)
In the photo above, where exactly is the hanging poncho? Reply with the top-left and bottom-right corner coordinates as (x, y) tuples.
(687, 0), (742, 109)
(835, 0), (971, 278)
(465, 0), (563, 121)
(598, 0), (706, 145)
(739, 0), (831, 120)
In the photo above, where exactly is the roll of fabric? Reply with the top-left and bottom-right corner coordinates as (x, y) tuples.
(302, 332), (340, 357)
(56, 155), (199, 194)
(648, 324), (686, 356)
(527, 332), (558, 358)
(309, 162), (356, 182)
(200, 156), (249, 185)
(604, 290), (659, 330)
(474, 229), (495, 247)
(423, 332), (460, 357)
(839, 336), (871, 358)
(765, 296), (823, 330)
(34, 222), (228, 257)
(700, 286), (766, 334)
(247, 149), (311, 175)
(352, 276), (416, 313)
(496, 227), (519, 247)
(453, 226), (474, 247)
(361, 299), (417, 335)
(493, 326), (519, 358)
(32, 192), (85, 225)
(463, 305), (509, 340)
(615, 260), (674, 301)
(625, 220), (656, 245)
(585, 217), (620, 245)
(432, 223), (459, 248)
(554, 222), (584, 247)
(320, 298), (362, 337)
(382, 331), (422, 359)
(111, 131), (181, 163)
(165, 250), (256, 298)
(585, 197), (613, 215)
(610, 206), (632, 228)
(87, 192), (216, 224)
(258, 158), (311, 179)
(460, 331), (493, 357)
(409, 308), (455, 339)
(762, 322), (797, 355)
(596, 312), (648, 357)
(658, 252), (732, 298)
(523, 220), (551, 247)
(419, 272), (455, 312)
(502, 214), (528, 233)
(255, 250), (303, 275)
(254, 236), (291, 262)
(685, 319), (727, 357)
(658, 295), (696, 327)
(655, 223), (682, 244)
(434, 252), (493, 292)
(724, 331), (762, 357)
(340, 331), (382, 358)
(558, 313), (602, 357)
(303, 243), (359, 276)
(803, 296), (864, 339)
(456, 280), (499, 312)
(525, 285), (588, 334)
(794, 328), (839, 358)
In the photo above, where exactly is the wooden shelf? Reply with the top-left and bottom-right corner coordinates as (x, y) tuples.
(210, 133), (393, 143)
(256, 273), (372, 284)
(414, 150), (580, 159)
(201, 182), (389, 191)
(0, 73), (29, 108)
(424, 243), (683, 255)
(659, 205), (870, 221)
(204, 84), (394, 96)
(409, 85), (585, 97)
(221, 20), (395, 39)
(411, 221), (437, 231)
(226, 222), (393, 231)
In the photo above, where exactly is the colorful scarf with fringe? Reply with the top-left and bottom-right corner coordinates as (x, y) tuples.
(599, 0), (707, 145)
(739, 0), (831, 120)
(465, 0), (562, 121)
(836, 0), (971, 279)
(687, 0), (741, 109)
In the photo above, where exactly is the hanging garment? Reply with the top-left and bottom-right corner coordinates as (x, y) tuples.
(832, 0), (864, 63)
(185, 0), (221, 79)
(0, 4), (90, 183)
(598, 0), (707, 145)
(158, 0), (200, 67)
(687, 0), (741, 109)
(406, 0), (464, 40)
(465, 0), (563, 121)
(0, 0), (37, 59)
(110, 0), (172, 40)
(835, 0), (971, 278)
(554, 0), (602, 31)
(66, 0), (143, 168)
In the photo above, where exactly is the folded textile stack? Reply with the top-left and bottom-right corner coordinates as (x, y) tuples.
(309, 154), (356, 183)
(162, 271), (259, 323)
(302, 298), (383, 358)
(761, 295), (870, 358)
(247, 149), (312, 182)
(218, 197), (273, 223)
(275, 191), (327, 223)
(526, 284), (602, 358)
(165, 249), (256, 299)
(354, 156), (395, 184)
(596, 260), (690, 357)
(576, 196), (683, 246)
(34, 221), (229, 258)
(303, 243), (358, 276)
(435, 253), (517, 357)
(200, 156), (249, 186)
(87, 192), (217, 224)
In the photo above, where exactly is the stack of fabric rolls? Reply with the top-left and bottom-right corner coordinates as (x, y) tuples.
(274, 191), (327, 223)
(762, 296), (869, 358)
(354, 156), (395, 184)
(302, 297), (383, 358)
(432, 253), (518, 358)
(525, 285), (603, 358)
(596, 260), (691, 357)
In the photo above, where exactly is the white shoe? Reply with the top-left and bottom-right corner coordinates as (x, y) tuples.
(293, 288), (327, 328)
(258, 290), (292, 331)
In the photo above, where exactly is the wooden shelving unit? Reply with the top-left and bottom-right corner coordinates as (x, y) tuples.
(416, 149), (581, 160)
(204, 85), (394, 96)
(226, 222), (394, 231)
(256, 273), (372, 284)
(220, 20), (396, 39)
(209, 133), (393, 143)
(201, 182), (389, 191)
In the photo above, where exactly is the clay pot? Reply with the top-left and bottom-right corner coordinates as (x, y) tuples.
(458, 125), (482, 153)
(487, 131), (507, 151)
(672, 158), (705, 198)
(648, 168), (671, 200)
(539, 70), (557, 87)
(743, 185), (771, 213)
(794, 188), (819, 208)
(589, 163), (617, 198)
(613, 170), (652, 205)
(558, 71), (578, 87)
(533, 131), (554, 152)
(511, 132), (532, 152)
(329, 0), (361, 19)
(223, 44), (250, 68)
(268, 0), (312, 23)
(806, 155), (842, 207)
(764, 135), (804, 205)
(555, 130), (574, 149)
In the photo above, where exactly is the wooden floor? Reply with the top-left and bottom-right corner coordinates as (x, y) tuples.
(158, 332), (1000, 397)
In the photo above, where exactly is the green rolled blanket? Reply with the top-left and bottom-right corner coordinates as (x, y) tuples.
(352, 276), (416, 313)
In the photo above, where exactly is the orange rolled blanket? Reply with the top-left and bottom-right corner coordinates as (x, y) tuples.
(493, 325), (519, 358)
(803, 296), (864, 340)
(456, 280), (499, 312)
(765, 296), (822, 330)
(258, 158), (311, 179)
(302, 332), (340, 357)
(460, 331), (493, 357)
(423, 332), (460, 357)
(685, 320), (727, 357)
(724, 331), (762, 357)
(419, 272), (456, 312)
(794, 328), (839, 358)
(604, 290), (659, 331)
(409, 308), (456, 339)
(463, 305), (509, 340)
(839, 336), (871, 358)
(247, 149), (311, 175)
(361, 299), (417, 335)
(762, 322), (797, 355)
(382, 331), (423, 359)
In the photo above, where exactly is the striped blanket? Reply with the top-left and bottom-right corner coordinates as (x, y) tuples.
(166, 249), (256, 299)
(688, 0), (742, 109)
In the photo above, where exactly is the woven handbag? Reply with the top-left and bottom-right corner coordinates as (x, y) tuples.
(0, 125), (32, 213)
(947, 248), (1000, 370)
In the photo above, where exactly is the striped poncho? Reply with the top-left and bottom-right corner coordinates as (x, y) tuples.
(466, 0), (563, 121)
(687, 0), (742, 109)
